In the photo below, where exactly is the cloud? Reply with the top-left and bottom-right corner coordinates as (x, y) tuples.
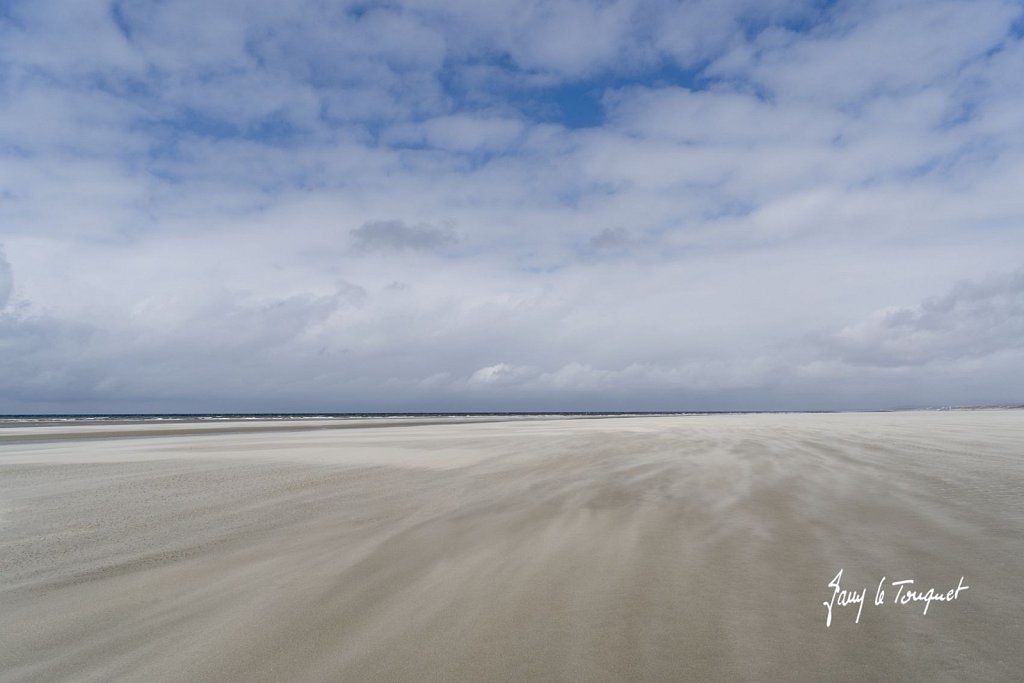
(588, 227), (629, 251)
(727, 1), (1021, 106)
(0, 246), (12, 310)
(467, 363), (537, 387)
(0, 1), (1022, 411)
(385, 115), (526, 153)
(0, 272), (371, 411)
(818, 270), (1024, 368)
(351, 220), (458, 253)
(0, 302), (102, 408)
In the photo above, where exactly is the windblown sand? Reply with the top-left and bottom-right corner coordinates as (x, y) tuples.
(1, 412), (1022, 681)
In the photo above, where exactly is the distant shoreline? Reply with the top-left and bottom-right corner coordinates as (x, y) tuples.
(2, 405), (1021, 426)
(2, 407), (1021, 445)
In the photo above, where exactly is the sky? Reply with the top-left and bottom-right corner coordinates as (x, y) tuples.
(1, 0), (1023, 413)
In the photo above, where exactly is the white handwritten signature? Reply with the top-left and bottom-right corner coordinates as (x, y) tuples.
(823, 568), (969, 627)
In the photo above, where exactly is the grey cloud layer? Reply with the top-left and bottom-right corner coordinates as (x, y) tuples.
(352, 220), (458, 253)
(0, 247), (12, 310)
(821, 271), (1024, 368)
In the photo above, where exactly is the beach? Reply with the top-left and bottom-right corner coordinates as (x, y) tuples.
(1, 411), (1022, 681)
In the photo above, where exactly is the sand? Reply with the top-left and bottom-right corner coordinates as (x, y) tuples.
(1, 411), (1022, 681)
